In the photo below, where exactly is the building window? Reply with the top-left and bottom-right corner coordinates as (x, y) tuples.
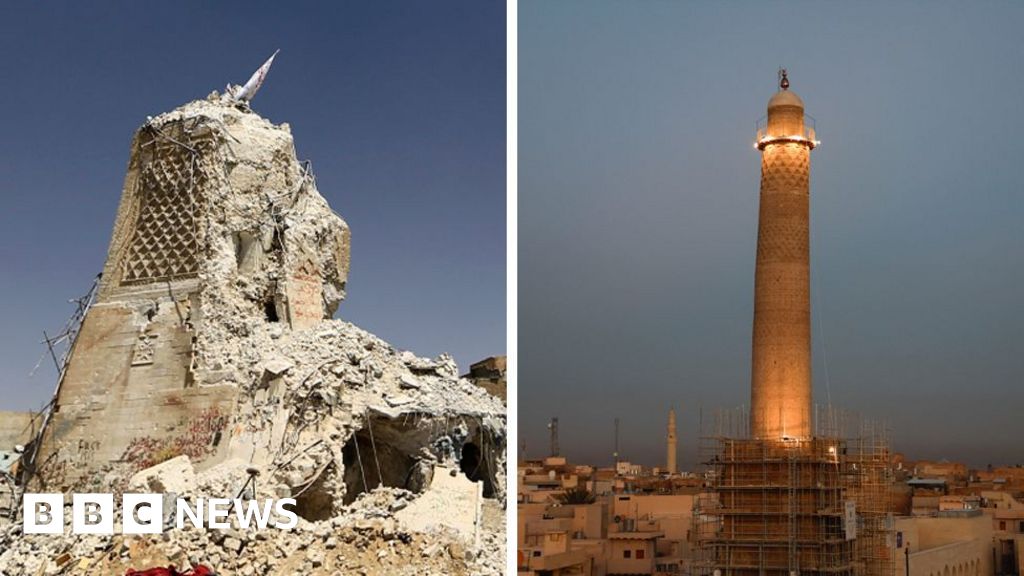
(1019, 521), (1024, 532)
(1000, 521), (1006, 531)
(636, 549), (646, 560)
(623, 550), (631, 559)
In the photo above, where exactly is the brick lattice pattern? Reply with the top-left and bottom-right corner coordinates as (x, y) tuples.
(121, 133), (218, 284)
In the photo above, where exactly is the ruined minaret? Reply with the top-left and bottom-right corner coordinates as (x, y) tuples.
(30, 96), (351, 489)
(750, 70), (817, 440)
(29, 92), (506, 498)
(666, 407), (677, 474)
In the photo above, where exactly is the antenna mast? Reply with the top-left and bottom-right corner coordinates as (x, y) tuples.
(548, 417), (560, 457)
(614, 417), (620, 464)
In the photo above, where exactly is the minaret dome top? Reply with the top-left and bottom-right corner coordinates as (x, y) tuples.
(756, 69), (816, 150)
(768, 89), (804, 110)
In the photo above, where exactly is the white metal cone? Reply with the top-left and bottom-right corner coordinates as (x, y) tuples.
(236, 49), (280, 102)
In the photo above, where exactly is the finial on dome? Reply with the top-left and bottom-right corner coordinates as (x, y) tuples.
(779, 68), (789, 91)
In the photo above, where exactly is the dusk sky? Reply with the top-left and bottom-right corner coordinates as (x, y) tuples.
(520, 1), (1024, 469)
(0, 2), (505, 412)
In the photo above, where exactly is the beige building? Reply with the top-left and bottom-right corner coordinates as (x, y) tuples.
(615, 461), (646, 477)
(464, 355), (507, 402)
(982, 491), (1024, 573)
(518, 456), (699, 576)
(894, 512), (993, 576)
(0, 411), (36, 516)
(0, 412), (35, 450)
(519, 502), (602, 575)
(611, 494), (695, 568)
(911, 461), (969, 482)
(518, 471), (697, 576)
(519, 529), (595, 575)
(607, 532), (661, 575)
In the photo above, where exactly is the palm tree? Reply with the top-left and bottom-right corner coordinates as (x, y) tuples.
(556, 485), (596, 505)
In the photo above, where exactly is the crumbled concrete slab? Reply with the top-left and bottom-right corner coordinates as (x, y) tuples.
(261, 357), (294, 377)
(396, 465), (483, 547)
(128, 455), (197, 495)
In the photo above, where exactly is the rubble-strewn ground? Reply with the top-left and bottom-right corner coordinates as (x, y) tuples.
(0, 485), (506, 575)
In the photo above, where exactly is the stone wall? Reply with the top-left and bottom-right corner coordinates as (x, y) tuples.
(464, 355), (507, 402)
(0, 412), (35, 450)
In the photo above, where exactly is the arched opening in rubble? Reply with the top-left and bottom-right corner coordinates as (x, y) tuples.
(459, 441), (495, 498)
(461, 420), (505, 499)
(339, 413), (505, 505)
(263, 299), (280, 322)
(341, 415), (431, 505)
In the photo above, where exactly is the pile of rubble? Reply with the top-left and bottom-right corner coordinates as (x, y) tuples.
(1, 90), (506, 574)
(0, 467), (506, 575)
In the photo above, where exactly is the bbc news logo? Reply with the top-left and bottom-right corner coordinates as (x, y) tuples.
(23, 494), (299, 534)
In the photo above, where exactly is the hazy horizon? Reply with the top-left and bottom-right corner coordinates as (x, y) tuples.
(520, 1), (1024, 471)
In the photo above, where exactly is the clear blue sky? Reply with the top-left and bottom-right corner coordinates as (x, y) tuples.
(0, 1), (505, 412)
(520, 1), (1024, 469)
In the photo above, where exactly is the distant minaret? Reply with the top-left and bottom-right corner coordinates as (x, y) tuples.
(750, 69), (817, 440)
(666, 408), (678, 474)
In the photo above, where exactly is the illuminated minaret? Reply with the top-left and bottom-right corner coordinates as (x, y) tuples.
(666, 407), (678, 474)
(750, 69), (818, 440)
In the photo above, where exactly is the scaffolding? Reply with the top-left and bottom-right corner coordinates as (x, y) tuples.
(692, 407), (895, 576)
(20, 274), (101, 491)
(845, 418), (895, 576)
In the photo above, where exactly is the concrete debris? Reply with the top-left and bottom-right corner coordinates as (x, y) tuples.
(128, 455), (197, 495)
(399, 374), (422, 390)
(385, 394), (415, 407)
(0, 491), (506, 575)
(395, 465), (482, 547)
(261, 356), (294, 377)
(2, 93), (505, 575)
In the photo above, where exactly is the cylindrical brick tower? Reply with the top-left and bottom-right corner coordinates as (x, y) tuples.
(750, 70), (817, 440)
(666, 407), (677, 474)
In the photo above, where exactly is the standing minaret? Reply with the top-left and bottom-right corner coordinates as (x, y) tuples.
(750, 69), (817, 440)
(666, 407), (678, 474)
